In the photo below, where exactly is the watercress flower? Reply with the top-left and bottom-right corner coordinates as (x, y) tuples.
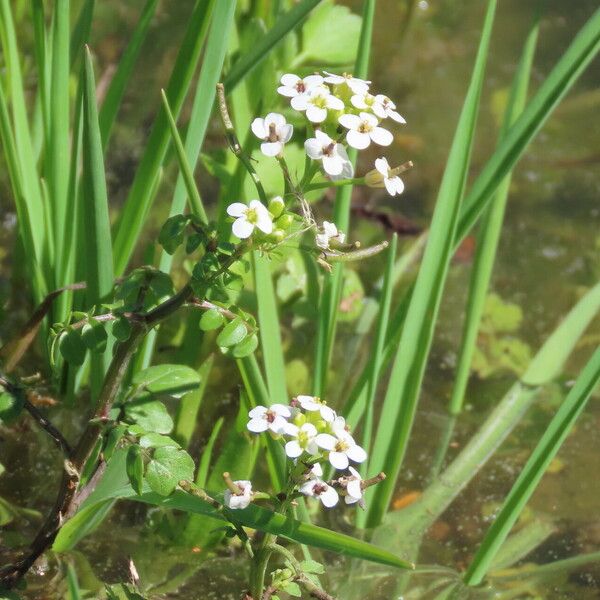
(299, 477), (339, 508)
(338, 112), (393, 149)
(299, 394), (337, 422)
(247, 404), (291, 434)
(292, 86), (344, 123)
(277, 73), (324, 99)
(251, 112), (293, 157)
(224, 480), (252, 510)
(366, 157), (405, 196)
(351, 93), (406, 124)
(316, 428), (367, 471)
(304, 130), (351, 177)
(344, 466), (364, 505)
(227, 200), (274, 239)
(323, 71), (370, 95)
(283, 422), (319, 458)
(315, 222), (345, 251)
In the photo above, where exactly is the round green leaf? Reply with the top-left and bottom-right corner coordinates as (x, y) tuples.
(145, 446), (195, 496)
(132, 364), (201, 398)
(112, 317), (132, 342)
(126, 445), (144, 495)
(59, 328), (87, 366)
(216, 317), (247, 348)
(199, 308), (225, 331)
(124, 398), (174, 434)
(232, 333), (258, 358)
(81, 319), (108, 353)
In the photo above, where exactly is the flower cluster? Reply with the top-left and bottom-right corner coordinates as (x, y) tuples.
(240, 395), (370, 509)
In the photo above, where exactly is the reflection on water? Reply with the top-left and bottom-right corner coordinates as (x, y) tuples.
(0, 0), (599, 598)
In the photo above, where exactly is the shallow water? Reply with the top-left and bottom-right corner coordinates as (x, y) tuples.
(1, 0), (599, 598)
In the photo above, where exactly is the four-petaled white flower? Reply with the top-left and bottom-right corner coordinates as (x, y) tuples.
(251, 112), (293, 157)
(247, 404), (291, 434)
(224, 480), (252, 510)
(227, 200), (273, 239)
(351, 93), (406, 124)
(338, 112), (393, 149)
(299, 477), (339, 508)
(304, 130), (351, 177)
(292, 86), (344, 123)
(316, 427), (367, 471)
(323, 71), (370, 95)
(315, 222), (346, 251)
(283, 422), (319, 458)
(278, 73), (324, 99)
(372, 157), (405, 196)
(344, 466), (364, 505)
(295, 395), (337, 421)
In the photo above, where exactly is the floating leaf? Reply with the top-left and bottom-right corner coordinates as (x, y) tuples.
(145, 446), (195, 496)
(132, 364), (201, 398)
(199, 308), (225, 331)
(216, 317), (247, 347)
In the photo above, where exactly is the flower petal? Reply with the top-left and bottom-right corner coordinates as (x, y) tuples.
(370, 127), (393, 146)
(269, 415), (288, 434)
(265, 112), (286, 128)
(375, 157), (389, 176)
(384, 176), (397, 196)
(279, 123), (293, 143)
(329, 451), (349, 470)
(285, 440), (303, 458)
(232, 218), (254, 239)
(351, 94), (368, 109)
(304, 138), (323, 159)
(277, 85), (297, 98)
(320, 486), (339, 508)
(315, 433), (336, 450)
(315, 129), (333, 145)
(346, 129), (370, 150)
(261, 141), (283, 157)
(306, 105), (327, 123)
(347, 479), (362, 499)
(347, 444), (367, 463)
(304, 74), (324, 89)
(319, 405), (337, 422)
(311, 463), (323, 477)
(271, 403), (292, 418)
(255, 211), (274, 234)
(389, 109), (406, 124)
(338, 113), (360, 130)
(322, 154), (344, 176)
(291, 95), (309, 111)
(227, 202), (248, 217)
(393, 176), (405, 195)
(280, 73), (300, 87)
(248, 406), (268, 418)
(247, 418), (268, 433)
(251, 118), (266, 140)
(326, 95), (345, 110)
(301, 422), (318, 436)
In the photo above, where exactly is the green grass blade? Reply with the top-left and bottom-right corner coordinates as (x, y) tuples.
(449, 8), (541, 415)
(384, 281), (600, 548)
(312, 0), (375, 396)
(66, 563), (82, 600)
(195, 416), (223, 489)
(455, 6), (600, 247)
(31, 0), (49, 144)
(98, 0), (159, 149)
(160, 89), (207, 222)
(223, 0), (322, 92)
(48, 0), (70, 290)
(464, 346), (600, 586)
(173, 355), (214, 448)
(112, 0), (216, 276)
(70, 0), (95, 68)
(0, 0), (47, 297)
(365, 0), (497, 528)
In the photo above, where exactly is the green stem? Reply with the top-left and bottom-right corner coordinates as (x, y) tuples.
(305, 177), (365, 192)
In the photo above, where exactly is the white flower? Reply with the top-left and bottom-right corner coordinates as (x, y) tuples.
(299, 477), (339, 508)
(227, 200), (274, 239)
(316, 428), (367, 471)
(338, 112), (393, 149)
(251, 112), (293, 157)
(304, 130), (351, 177)
(224, 480), (252, 509)
(351, 93), (406, 124)
(315, 222), (346, 251)
(370, 157), (405, 196)
(291, 86), (344, 123)
(323, 71), (370, 95)
(296, 395), (337, 422)
(344, 466), (364, 505)
(283, 422), (319, 458)
(278, 73), (324, 99)
(247, 404), (291, 434)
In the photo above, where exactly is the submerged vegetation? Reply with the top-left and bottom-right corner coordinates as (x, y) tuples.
(0, 0), (599, 598)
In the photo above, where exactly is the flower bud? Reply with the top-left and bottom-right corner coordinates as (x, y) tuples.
(276, 213), (293, 230)
(268, 196), (285, 218)
(267, 228), (286, 244)
(364, 167), (385, 188)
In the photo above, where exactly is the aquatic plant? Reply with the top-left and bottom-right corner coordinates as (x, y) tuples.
(0, 0), (599, 598)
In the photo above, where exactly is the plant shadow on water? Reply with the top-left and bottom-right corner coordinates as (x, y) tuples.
(0, 0), (599, 598)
